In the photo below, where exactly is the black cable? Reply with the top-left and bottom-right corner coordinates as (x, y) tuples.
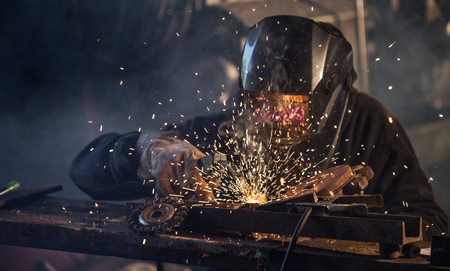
(280, 207), (313, 271)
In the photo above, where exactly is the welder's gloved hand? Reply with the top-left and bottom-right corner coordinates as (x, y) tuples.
(136, 130), (216, 201)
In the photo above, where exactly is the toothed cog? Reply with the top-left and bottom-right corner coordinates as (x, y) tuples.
(128, 197), (189, 235)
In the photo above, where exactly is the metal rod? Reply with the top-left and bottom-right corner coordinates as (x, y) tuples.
(280, 207), (313, 271)
(356, 0), (369, 92)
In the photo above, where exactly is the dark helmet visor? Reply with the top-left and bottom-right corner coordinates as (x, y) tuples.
(241, 16), (353, 144)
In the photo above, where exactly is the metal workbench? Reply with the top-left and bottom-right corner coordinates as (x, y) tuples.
(0, 196), (447, 271)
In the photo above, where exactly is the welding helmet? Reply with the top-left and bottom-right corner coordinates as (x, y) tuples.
(240, 15), (355, 176)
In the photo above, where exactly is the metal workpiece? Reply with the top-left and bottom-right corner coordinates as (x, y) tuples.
(0, 196), (435, 270)
(289, 202), (369, 217)
(126, 165), (423, 259)
(180, 205), (422, 246)
(319, 194), (384, 208)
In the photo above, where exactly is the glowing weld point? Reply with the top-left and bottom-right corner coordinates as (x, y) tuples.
(388, 117), (393, 123)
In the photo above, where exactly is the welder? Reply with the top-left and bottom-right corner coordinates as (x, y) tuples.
(70, 15), (448, 240)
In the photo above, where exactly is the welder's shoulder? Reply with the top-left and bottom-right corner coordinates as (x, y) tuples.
(353, 91), (395, 121)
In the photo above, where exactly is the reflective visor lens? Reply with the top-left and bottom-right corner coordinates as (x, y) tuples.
(247, 92), (312, 140)
(253, 97), (306, 126)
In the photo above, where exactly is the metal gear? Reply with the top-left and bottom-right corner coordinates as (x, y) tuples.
(127, 196), (189, 235)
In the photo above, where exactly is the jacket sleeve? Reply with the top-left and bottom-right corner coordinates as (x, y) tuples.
(165, 110), (234, 154)
(69, 111), (234, 200)
(69, 132), (154, 201)
(338, 91), (449, 240)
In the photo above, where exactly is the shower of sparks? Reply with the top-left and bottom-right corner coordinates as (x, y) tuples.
(198, 135), (332, 204)
(195, 101), (334, 205)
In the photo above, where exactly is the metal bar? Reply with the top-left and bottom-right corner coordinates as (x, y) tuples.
(356, 0), (369, 92)
(181, 206), (421, 245)
(318, 194), (384, 208)
(289, 203), (369, 217)
(255, 194), (383, 212)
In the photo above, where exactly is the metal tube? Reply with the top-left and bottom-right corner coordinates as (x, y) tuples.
(356, 0), (369, 92)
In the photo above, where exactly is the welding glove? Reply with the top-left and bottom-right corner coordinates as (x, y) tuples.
(135, 130), (216, 201)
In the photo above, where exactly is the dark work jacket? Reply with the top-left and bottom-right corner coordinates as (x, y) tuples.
(69, 88), (449, 240)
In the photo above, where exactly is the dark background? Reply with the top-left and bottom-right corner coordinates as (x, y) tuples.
(1, 0), (449, 220)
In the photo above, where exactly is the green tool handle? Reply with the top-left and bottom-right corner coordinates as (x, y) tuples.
(0, 181), (20, 196)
